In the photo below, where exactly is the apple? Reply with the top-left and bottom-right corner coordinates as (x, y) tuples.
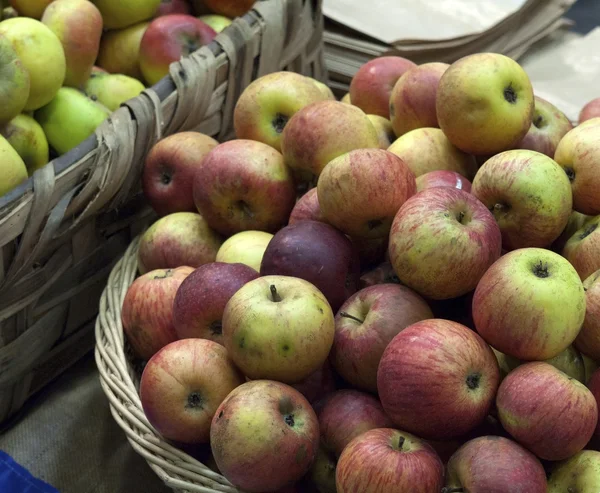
(318, 148), (416, 239)
(367, 114), (395, 149)
(389, 62), (449, 137)
(350, 235), (388, 270)
(377, 319), (500, 440)
(388, 187), (501, 300)
(0, 33), (29, 125)
(41, 0), (103, 89)
(516, 96), (573, 157)
(233, 71), (326, 152)
(139, 15), (216, 86)
(223, 275), (335, 383)
(84, 72), (145, 112)
(172, 261), (258, 344)
(552, 210), (592, 253)
(142, 131), (218, 216)
(358, 261), (399, 289)
(563, 215), (600, 281)
(155, 0), (191, 16)
(1, 114), (49, 175)
(574, 269), (600, 361)
(349, 56), (417, 118)
(259, 220), (360, 312)
(291, 360), (337, 407)
(445, 436), (547, 493)
(588, 368), (600, 436)
(387, 127), (478, 179)
(0, 134), (28, 197)
(140, 338), (244, 443)
(308, 445), (337, 493)
(311, 79), (336, 101)
(192, 139), (296, 236)
(121, 265), (193, 360)
(9, 0), (52, 18)
(472, 149), (572, 250)
(93, 0), (161, 30)
(137, 212), (222, 274)
(584, 353), (599, 385)
(436, 52), (534, 155)
(97, 22), (149, 80)
(496, 362), (597, 460)
(580, 97), (600, 124)
(281, 101), (380, 180)
(548, 450), (600, 492)
(0, 18), (66, 111)
(216, 230), (272, 272)
(330, 283), (433, 393)
(210, 380), (319, 493)
(473, 247), (586, 361)
(336, 428), (444, 493)
(554, 117), (600, 215)
(202, 0), (254, 18)
(318, 390), (394, 458)
(288, 188), (326, 225)
(198, 14), (232, 33)
(416, 170), (472, 193)
(35, 87), (111, 155)
(340, 92), (351, 104)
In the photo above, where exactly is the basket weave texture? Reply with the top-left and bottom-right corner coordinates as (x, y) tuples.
(0, 0), (325, 426)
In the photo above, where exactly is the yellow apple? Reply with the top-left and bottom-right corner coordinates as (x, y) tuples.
(367, 114), (396, 149)
(1, 114), (49, 175)
(9, 0), (53, 19)
(216, 230), (273, 272)
(0, 18), (66, 111)
(0, 134), (28, 197)
(0, 33), (30, 125)
(340, 92), (351, 104)
(97, 21), (149, 81)
(92, 0), (161, 30)
(84, 72), (145, 111)
(35, 87), (111, 155)
(198, 14), (232, 33)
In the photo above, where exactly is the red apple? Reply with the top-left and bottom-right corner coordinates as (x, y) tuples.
(336, 428), (444, 493)
(210, 380), (319, 492)
(291, 360), (337, 407)
(137, 212), (223, 274)
(155, 0), (192, 17)
(377, 319), (500, 440)
(358, 261), (399, 289)
(574, 269), (600, 361)
(580, 97), (600, 124)
(389, 62), (449, 137)
(445, 436), (547, 493)
(349, 56), (417, 118)
(416, 170), (472, 193)
(516, 96), (573, 157)
(317, 148), (416, 239)
(318, 390), (393, 458)
(139, 14), (216, 85)
(259, 220), (360, 312)
(388, 187), (502, 300)
(172, 261), (259, 345)
(193, 139), (296, 236)
(288, 188), (326, 225)
(496, 362), (598, 461)
(121, 266), (194, 360)
(140, 338), (244, 444)
(563, 215), (600, 281)
(588, 368), (600, 437)
(350, 235), (388, 270)
(331, 283), (433, 393)
(142, 131), (218, 216)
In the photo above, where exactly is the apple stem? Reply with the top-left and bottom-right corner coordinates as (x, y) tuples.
(270, 284), (282, 302)
(339, 312), (364, 324)
(397, 436), (405, 451)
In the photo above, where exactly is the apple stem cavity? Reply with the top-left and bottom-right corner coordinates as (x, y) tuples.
(272, 113), (288, 134)
(503, 83), (517, 104)
(564, 167), (576, 182)
(237, 200), (254, 219)
(397, 436), (405, 451)
(209, 320), (223, 335)
(442, 488), (465, 493)
(270, 284), (282, 302)
(284, 414), (295, 427)
(160, 170), (172, 185)
(456, 211), (465, 224)
(532, 113), (545, 129)
(186, 391), (204, 410)
(466, 372), (481, 390)
(367, 219), (383, 231)
(533, 260), (550, 279)
(339, 312), (364, 324)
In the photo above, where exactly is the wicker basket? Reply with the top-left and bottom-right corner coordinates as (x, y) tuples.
(0, 0), (326, 426)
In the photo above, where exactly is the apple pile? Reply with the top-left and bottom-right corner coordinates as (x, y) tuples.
(0, 0), (253, 198)
(119, 51), (600, 493)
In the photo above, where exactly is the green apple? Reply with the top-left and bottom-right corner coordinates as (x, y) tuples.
(92, 0), (161, 30)
(216, 230), (273, 272)
(84, 72), (145, 111)
(1, 114), (49, 175)
(0, 134), (28, 197)
(563, 215), (600, 281)
(311, 79), (336, 101)
(97, 22), (149, 81)
(548, 450), (600, 492)
(387, 127), (478, 179)
(0, 33), (30, 125)
(35, 87), (111, 155)
(0, 18), (66, 111)
(552, 210), (593, 253)
(222, 275), (335, 383)
(436, 53), (534, 155)
(9, 0), (53, 18)
(198, 14), (232, 33)
(41, 0), (104, 89)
